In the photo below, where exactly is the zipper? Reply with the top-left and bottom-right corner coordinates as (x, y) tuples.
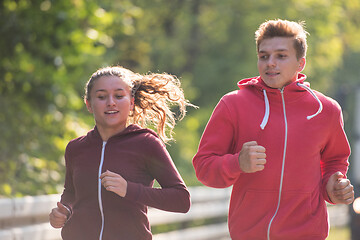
(98, 141), (107, 240)
(267, 88), (288, 240)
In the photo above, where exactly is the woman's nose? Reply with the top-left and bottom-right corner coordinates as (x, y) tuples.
(107, 96), (116, 106)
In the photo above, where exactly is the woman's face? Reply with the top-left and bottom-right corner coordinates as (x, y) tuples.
(86, 75), (134, 138)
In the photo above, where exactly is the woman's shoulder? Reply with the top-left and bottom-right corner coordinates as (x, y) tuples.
(137, 127), (164, 146)
(66, 128), (100, 150)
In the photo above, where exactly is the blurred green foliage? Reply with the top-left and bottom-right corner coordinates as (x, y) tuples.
(1, 0), (360, 196)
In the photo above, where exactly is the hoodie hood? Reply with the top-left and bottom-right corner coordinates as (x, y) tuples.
(237, 73), (308, 91)
(90, 124), (160, 142)
(237, 73), (322, 130)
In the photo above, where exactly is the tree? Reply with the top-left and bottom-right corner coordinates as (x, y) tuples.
(1, 0), (360, 196)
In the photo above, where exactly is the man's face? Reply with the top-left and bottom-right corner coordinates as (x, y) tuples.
(257, 37), (305, 89)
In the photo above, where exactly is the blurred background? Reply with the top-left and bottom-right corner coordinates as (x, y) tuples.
(1, 0), (360, 239)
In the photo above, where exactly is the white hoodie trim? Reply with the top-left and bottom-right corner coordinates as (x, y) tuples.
(297, 83), (323, 120)
(260, 89), (270, 130)
(98, 141), (107, 240)
(267, 88), (288, 240)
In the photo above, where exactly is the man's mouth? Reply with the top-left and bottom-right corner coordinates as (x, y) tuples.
(266, 72), (280, 76)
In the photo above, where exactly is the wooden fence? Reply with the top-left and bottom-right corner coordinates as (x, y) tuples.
(0, 187), (231, 240)
(0, 186), (349, 240)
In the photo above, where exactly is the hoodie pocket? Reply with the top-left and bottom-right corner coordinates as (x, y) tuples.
(229, 190), (278, 238)
(270, 190), (327, 238)
(229, 187), (328, 240)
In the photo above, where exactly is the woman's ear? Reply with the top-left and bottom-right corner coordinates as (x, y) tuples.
(130, 97), (135, 111)
(85, 99), (93, 113)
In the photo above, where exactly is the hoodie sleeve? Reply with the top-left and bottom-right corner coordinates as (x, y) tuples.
(60, 142), (76, 213)
(192, 98), (243, 188)
(124, 135), (190, 213)
(320, 100), (351, 203)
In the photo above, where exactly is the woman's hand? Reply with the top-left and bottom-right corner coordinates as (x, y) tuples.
(100, 170), (128, 197)
(49, 202), (70, 228)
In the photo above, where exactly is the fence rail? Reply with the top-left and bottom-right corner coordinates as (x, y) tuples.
(0, 186), (348, 240)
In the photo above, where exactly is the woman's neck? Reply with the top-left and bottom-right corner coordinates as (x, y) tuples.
(97, 125), (127, 141)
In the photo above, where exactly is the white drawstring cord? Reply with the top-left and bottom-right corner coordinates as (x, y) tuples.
(297, 83), (323, 120)
(260, 89), (270, 130)
(260, 83), (322, 130)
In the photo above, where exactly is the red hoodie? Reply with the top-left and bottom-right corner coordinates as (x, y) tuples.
(60, 124), (190, 240)
(193, 74), (350, 240)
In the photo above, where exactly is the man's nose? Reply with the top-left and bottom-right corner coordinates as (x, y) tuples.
(267, 55), (276, 67)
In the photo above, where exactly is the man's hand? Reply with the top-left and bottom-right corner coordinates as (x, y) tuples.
(326, 171), (354, 205)
(239, 141), (266, 173)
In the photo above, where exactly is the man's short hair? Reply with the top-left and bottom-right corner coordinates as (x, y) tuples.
(255, 19), (309, 59)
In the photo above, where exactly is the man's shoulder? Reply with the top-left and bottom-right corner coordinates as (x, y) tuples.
(223, 89), (240, 98)
(223, 87), (256, 99)
(221, 87), (258, 105)
(313, 90), (341, 110)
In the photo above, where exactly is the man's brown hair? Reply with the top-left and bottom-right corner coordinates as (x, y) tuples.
(255, 19), (308, 59)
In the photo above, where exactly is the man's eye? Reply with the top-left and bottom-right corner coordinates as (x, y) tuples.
(259, 55), (268, 60)
(278, 54), (287, 58)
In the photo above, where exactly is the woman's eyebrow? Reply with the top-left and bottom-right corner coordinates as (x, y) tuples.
(95, 88), (125, 93)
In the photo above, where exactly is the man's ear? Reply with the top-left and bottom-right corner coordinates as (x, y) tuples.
(298, 57), (306, 72)
(85, 99), (93, 113)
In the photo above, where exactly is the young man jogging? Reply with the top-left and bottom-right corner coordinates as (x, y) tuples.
(193, 19), (354, 240)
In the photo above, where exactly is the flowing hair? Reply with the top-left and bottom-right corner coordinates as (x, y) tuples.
(85, 66), (196, 143)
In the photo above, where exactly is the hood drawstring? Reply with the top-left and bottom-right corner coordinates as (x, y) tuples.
(296, 83), (323, 120)
(260, 89), (270, 130)
(259, 83), (323, 129)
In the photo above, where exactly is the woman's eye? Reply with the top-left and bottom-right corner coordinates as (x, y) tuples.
(97, 95), (106, 100)
(115, 95), (123, 99)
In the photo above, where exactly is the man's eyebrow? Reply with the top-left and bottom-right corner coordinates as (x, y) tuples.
(258, 48), (289, 54)
(275, 48), (288, 52)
